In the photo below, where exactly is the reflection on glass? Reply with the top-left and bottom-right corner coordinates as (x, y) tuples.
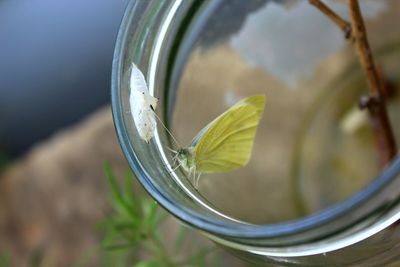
(231, 0), (386, 88)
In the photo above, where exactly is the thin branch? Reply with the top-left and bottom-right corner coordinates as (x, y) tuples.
(310, 0), (397, 167)
(348, 0), (380, 97)
(308, 0), (352, 39)
(376, 66), (395, 99)
(348, 0), (397, 166)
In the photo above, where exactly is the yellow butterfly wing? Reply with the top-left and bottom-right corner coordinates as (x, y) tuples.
(192, 95), (265, 173)
(234, 95), (265, 119)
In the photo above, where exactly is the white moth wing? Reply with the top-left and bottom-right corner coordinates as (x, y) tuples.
(130, 63), (148, 93)
(129, 63), (158, 143)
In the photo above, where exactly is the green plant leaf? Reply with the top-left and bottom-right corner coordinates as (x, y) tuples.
(143, 200), (159, 230)
(0, 252), (10, 267)
(122, 170), (141, 217)
(122, 169), (135, 199)
(103, 161), (137, 219)
(100, 165), (223, 267)
(133, 260), (160, 267)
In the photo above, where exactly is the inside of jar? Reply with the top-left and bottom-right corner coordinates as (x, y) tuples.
(155, 0), (400, 224)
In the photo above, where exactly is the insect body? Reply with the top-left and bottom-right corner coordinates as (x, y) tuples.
(173, 95), (265, 187)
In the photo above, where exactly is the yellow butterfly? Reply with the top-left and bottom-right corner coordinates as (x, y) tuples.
(171, 95), (265, 187)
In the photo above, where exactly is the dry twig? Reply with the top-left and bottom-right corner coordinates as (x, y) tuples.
(309, 0), (397, 167)
(308, 0), (352, 39)
(348, 0), (396, 166)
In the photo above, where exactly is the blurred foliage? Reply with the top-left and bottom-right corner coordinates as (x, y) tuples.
(99, 162), (222, 267)
(0, 252), (10, 267)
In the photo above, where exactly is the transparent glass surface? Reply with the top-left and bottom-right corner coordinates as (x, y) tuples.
(173, 0), (400, 223)
(112, 0), (400, 265)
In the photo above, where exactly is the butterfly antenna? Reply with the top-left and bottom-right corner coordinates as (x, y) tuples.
(166, 146), (177, 154)
(150, 106), (182, 148)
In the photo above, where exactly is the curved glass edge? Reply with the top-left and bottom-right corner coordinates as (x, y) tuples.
(111, 0), (400, 252)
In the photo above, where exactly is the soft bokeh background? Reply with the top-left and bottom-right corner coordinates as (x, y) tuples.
(0, 0), (126, 156)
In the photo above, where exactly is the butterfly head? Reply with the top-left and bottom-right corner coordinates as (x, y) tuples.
(175, 147), (196, 173)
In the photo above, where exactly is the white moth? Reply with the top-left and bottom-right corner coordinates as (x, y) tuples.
(129, 63), (158, 143)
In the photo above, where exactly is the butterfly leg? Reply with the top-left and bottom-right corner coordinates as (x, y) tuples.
(172, 155), (178, 166)
(171, 163), (181, 172)
(188, 168), (194, 185)
(162, 153), (178, 171)
(194, 172), (201, 189)
(188, 167), (200, 189)
(162, 154), (181, 174)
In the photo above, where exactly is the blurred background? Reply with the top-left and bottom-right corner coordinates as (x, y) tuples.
(0, 0), (127, 156)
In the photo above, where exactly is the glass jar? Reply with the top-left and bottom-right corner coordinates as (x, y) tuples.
(111, 0), (400, 265)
